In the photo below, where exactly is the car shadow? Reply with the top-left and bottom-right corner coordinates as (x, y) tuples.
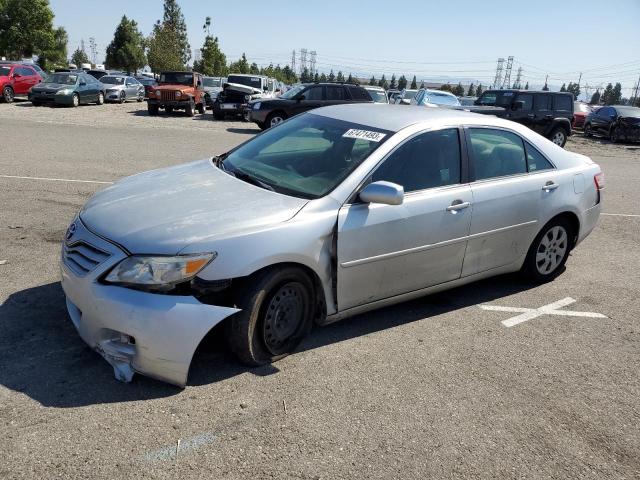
(129, 109), (210, 119)
(0, 274), (537, 407)
(226, 127), (260, 135)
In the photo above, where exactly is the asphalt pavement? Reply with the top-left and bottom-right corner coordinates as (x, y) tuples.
(0, 101), (638, 479)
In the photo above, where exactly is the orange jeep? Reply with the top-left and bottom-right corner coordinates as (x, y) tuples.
(147, 71), (205, 116)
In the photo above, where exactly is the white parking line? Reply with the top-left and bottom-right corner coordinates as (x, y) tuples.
(480, 297), (607, 327)
(0, 174), (113, 185)
(601, 213), (640, 218)
(142, 432), (216, 462)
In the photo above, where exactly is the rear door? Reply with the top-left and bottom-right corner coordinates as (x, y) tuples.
(125, 77), (138, 98)
(532, 94), (553, 135)
(337, 128), (472, 310)
(462, 127), (556, 276)
(511, 92), (535, 131)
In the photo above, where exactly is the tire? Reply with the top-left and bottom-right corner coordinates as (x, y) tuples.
(226, 267), (315, 366)
(610, 127), (621, 143)
(213, 111), (224, 120)
(147, 103), (159, 116)
(266, 111), (287, 129)
(2, 86), (14, 103)
(96, 92), (104, 105)
(137, 92), (144, 102)
(71, 93), (79, 108)
(119, 91), (126, 104)
(521, 217), (574, 283)
(165, 106), (174, 114)
(32, 100), (42, 107)
(549, 127), (567, 147)
(584, 123), (592, 137)
(196, 102), (205, 114)
(257, 121), (267, 131)
(185, 100), (195, 117)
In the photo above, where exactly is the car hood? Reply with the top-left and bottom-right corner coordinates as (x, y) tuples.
(80, 159), (308, 255)
(32, 82), (74, 92)
(224, 82), (262, 95)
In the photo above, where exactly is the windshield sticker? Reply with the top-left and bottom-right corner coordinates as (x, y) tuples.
(342, 129), (387, 142)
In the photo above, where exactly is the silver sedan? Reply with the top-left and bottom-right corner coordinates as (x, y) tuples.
(61, 105), (603, 386)
(100, 75), (144, 103)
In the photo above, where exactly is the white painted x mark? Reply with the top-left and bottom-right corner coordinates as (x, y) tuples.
(479, 297), (607, 328)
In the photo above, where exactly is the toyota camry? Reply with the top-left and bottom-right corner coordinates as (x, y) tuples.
(61, 104), (603, 386)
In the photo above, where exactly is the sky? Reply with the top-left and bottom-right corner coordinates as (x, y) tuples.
(49, 0), (640, 96)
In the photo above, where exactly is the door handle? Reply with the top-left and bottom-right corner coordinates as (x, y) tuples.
(446, 200), (471, 212)
(527, 114), (535, 118)
(542, 181), (559, 191)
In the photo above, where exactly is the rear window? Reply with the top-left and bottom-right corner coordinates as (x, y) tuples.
(227, 75), (262, 89)
(554, 95), (572, 112)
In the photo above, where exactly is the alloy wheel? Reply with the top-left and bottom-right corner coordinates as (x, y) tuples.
(535, 226), (568, 275)
(3, 86), (14, 103)
(72, 94), (79, 107)
(262, 282), (306, 355)
(551, 131), (565, 146)
(270, 116), (284, 127)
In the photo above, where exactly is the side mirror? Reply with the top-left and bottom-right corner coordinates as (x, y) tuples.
(513, 100), (524, 111)
(359, 181), (404, 206)
(296, 95), (305, 102)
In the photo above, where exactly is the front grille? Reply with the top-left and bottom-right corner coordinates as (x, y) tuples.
(63, 241), (111, 276)
(161, 91), (177, 101)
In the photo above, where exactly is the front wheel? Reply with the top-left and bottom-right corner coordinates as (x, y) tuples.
(147, 103), (159, 116)
(119, 91), (126, 104)
(610, 127), (621, 143)
(2, 86), (14, 103)
(71, 93), (79, 107)
(521, 218), (574, 283)
(196, 102), (205, 114)
(584, 123), (592, 137)
(96, 92), (104, 105)
(266, 112), (287, 128)
(549, 127), (567, 147)
(226, 267), (314, 366)
(185, 100), (195, 117)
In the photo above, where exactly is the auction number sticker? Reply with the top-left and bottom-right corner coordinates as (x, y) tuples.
(343, 129), (387, 142)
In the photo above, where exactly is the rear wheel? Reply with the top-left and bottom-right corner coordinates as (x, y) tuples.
(119, 91), (126, 104)
(610, 127), (621, 143)
(226, 267), (314, 366)
(521, 218), (574, 283)
(2, 86), (14, 103)
(549, 127), (567, 147)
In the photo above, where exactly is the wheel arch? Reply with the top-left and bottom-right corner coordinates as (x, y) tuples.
(540, 211), (580, 249)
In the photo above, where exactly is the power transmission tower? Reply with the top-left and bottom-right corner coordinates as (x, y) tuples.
(502, 56), (514, 89)
(299, 48), (307, 76)
(632, 74), (640, 105)
(493, 58), (504, 89)
(291, 50), (296, 73)
(309, 51), (317, 76)
(89, 37), (97, 64)
(514, 66), (523, 89)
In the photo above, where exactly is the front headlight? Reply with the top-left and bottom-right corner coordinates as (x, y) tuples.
(253, 102), (262, 110)
(155, 90), (161, 97)
(175, 91), (182, 97)
(56, 88), (73, 95)
(104, 253), (216, 290)
(244, 95), (251, 102)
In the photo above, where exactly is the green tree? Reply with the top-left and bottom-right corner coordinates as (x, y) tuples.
(566, 81), (581, 100)
(319, 73), (327, 82)
(228, 53), (249, 74)
(398, 75), (407, 90)
(560, 83), (567, 92)
(249, 62), (260, 74)
(590, 90), (601, 105)
(328, 69), (335, 82)
(38, 26), (68, 69)
(346, 73), (353, 83)
(410, 75), (417, 89)
(369, 75), (377, 86)
(419, 80), (425, 89)
(105, 16), (146, 74)
(313, 72), (319, 82)
(524, 82), (529, 90)
(542, 82), (549, 91)
(147, 0), (190, 72)
(601, 83), (614, 104)
(389, 74), (397, 90)
(476, 84), (483, 96)
(300, 67), (311, 82)
(378, 74), (387, 89)
(71, 46), (89, 66)
(612, 82), (622, 104)
(453, 82), (465, 96)
(0, 0), (55, 60)
(440, 83), (452, 92)
(467, 83), (475, 96)
(336, 71), (345, 82)
(193, 17), (227, 76)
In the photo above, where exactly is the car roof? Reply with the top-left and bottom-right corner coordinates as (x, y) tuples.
(310, 103), (504, 132)
(483, 89), (572, 95)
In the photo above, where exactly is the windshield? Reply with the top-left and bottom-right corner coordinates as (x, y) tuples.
(426, 92), (461, 106)
(45, 73), (78, 85)
(159, 72), (193, 85)
(100, 76), (125, 85)
(476, 91), (514, 107)
(279, 84), (305, 99)
(402, 90), (418, 99)
(227, 75), (262, 89)
(0, 66), (10, 76)
(221, 113), (392, 199)
(137, 77), (155, 85)
(615, 106), (640, 117)
(203, 77), (222, 87)
(366, 89), (388, 103)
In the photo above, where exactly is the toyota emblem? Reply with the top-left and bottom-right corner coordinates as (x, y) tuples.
(65, 222), (77, 241)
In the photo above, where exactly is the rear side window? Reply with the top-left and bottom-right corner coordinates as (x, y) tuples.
(554, 95), (572, 112)
(18, 67), (34, 76)
(525, 142), (554, 172)
(469, 128), (527, 180)
(372, 128), (461, 192)
(348, 86), (371, 101)
(303, 86), (324, 101)
(534, 94), (551, 111)
(326, 85), (346, 100)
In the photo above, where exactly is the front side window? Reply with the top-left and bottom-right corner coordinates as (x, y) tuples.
(302, 86), (324, 101)
(101, 76), (125, 85)
(469, 128), (527, 180)
(534, 94), (551, 111)
(221, 113), (391, 199)
(349, 86), (371, 101)
(371, 128), (461, 192)
(327, 86), (346, 100)
(46, 73), (77, 85)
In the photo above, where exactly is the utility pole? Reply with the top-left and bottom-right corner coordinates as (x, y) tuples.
(633, 74), (640, 106)
(502, 56), (514, 89)
(291, 50), (296, 73)
(299, 48), (307, 76)
(514, 66), (523, 89)
(493, 58), (504, 89)
(309, 51), (317, 77)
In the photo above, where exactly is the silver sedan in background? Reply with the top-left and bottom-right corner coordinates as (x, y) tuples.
(61, 105), (603, 386)
(100, 75), (144, 103)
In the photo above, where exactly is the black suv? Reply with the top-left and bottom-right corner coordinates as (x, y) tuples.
(248, 83), (373, 129)
(470, 90), (574, 147)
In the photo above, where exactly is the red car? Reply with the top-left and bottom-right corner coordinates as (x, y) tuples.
(573, 102), (592, 129)
(0, 63), (42, 103)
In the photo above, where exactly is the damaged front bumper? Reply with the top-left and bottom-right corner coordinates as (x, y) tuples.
(60, 219), (239, 387)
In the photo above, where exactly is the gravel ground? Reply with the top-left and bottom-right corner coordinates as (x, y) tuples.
(0, 102), (639, 480)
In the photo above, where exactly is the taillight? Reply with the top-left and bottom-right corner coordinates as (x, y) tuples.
(594, 172), (605, 190)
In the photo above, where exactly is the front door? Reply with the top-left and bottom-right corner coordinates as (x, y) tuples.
(337, 128), (472, 311)
(462, 127), (556, 276)
(291, 85), (324, 116)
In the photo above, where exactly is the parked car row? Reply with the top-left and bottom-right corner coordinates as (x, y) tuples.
(584, 105), (640, 143)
